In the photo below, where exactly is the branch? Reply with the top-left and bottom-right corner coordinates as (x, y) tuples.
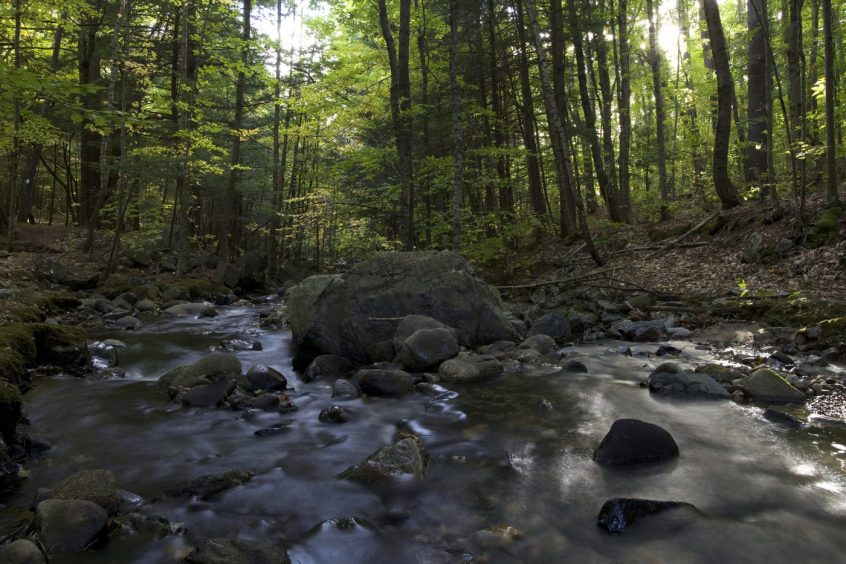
(495, 268), (614, 291)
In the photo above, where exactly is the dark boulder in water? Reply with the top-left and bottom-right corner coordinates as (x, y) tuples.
(598, 497), (696, 533)
(594, 419), (679, 466)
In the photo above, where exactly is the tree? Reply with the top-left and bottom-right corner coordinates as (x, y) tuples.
(646, 0), (670, 219)
(702, 0), (743, 209)
(448, 0), (463, 251)
(822, 0), (840, 205)
(745, 0), (772, 198)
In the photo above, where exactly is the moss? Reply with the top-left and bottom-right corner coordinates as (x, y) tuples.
(0, 379), (22, 444)
(165, 278), (228, 300)
(0, 325), (37, 364)
(807, 206), (842, 248)
(30, 323), (89, 360)
(0, 349), (26, 386)
(817, 317), (846, 346)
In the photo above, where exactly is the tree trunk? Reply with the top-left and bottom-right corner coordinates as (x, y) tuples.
(378, 0), (415, 248)
(594, 2), (622, 223)
(786, 0), (806, 210)
(7, 0), (23, 250)
(487, 0), (512, 218)
(702, 0), (742, 208)
(646, 0), (670, 219)
(745, 0), (772, 198)
(616, 0), (633, 222)
(78, 0), (104, 229)
(449, 0), (463, 252)
(822, 0), (840, 205)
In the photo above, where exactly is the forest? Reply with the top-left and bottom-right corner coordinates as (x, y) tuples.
(1, 0), (843, 274)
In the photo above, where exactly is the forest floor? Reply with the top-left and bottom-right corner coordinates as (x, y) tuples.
(1, 192), (845, 328)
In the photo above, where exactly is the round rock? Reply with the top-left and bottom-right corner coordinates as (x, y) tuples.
(593, 419), (679, 466)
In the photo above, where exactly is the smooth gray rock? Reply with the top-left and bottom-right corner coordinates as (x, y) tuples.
(354, 369), (414, 397)
(240, 364), (287, 392)
(0, 539), (46, 563)
(36, 499), (108, 553)
(394, 328), (459, 371)
(158, 352), (241, 389)
(332, 378), (361, 400)
(743, 368), (805, 403)
(519, 334), (557, 355)
(528, 312), (571, 340)
(338, 436), (428, 485)
(303, 354), (353, 382)
(163, 302), (218, 317)
(47, 469), (120, 515)
(438, 354), (503, 384)
(288, 251), (517, 369)
(594, 419), (679, 466)
(648, 371), (730, 399)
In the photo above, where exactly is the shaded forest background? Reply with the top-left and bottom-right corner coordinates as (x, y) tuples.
(0, 0), (843, 279)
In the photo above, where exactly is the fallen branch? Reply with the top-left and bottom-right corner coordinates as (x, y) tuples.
(495, 268), (614, 291)
(606, 241), (709, 255)
(644, 211), (719, 260)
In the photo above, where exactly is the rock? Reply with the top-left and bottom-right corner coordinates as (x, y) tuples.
(354, 369), (414, 397)
(366, 340), (396, 363)
(319, 405), (352, 424)
(806, 206), (842, 248)
(218, 338), (261, 352)
(647, 370), (730, 399)
(695, 363), (745, 384)
(229, 391), (285, 411)
(214, 261), (242, 289)
(593, 419), (679, 466)
(31, 324), (91, 374)
(667, 327), (693, 339)
(763, 408), (806, 428)
(288, 251), (517, 369)
(163, 302), (218, 317)
(135, 298), (156, 312)
(528, 312), (571, 341)
(158, 352), (242, 389)
(35, 258), (100, 291)
(185, 538), (290, 564)
(519, 334), (557, 355)
(0, 539), (46, 563)
(474, 524), (523, 548)
(615, 320), (667, 342)
(392, 315), (455, 350)
(743, 368), (805, 403)
(47, 469), (121, 515)
(438, 353), (503, 384)
(160, 287), (185, 301)
(181, 381), (235, 408)
(332, 378), (361, 400)
(394, 328), (459, 371)
(741, 232), (763, 264)
(562, 360), (588, 373)
(240, 364), (287, 392)
(163, 468), (255, 500)
(303, 354), (353, 383)
(655, 345), (681, 356)
(597, 498), (695, 533)
(36, 499), (108, 553)
(477, 340), (517, 357)
(114, 315), (141, 330)
(338, 436), (428, 485)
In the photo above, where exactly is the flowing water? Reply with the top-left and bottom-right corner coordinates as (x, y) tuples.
(4, 300), (846, 563)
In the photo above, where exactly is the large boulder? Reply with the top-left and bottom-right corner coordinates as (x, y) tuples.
(594, 419), (679, 466)
(338, 436), (428, 485)
(743, 368), (805, 403)
(287, 252), (518, 369)
(35, 259), (100, 291)
(36, 499), (108, 553)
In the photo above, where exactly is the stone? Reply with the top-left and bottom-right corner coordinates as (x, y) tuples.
(338, 436), (428, 485)
(0, 380), (23, 444)
(562, 360), (588, 373)
(163, 302), (218, 317)
(185, 538), (290, 564)
(319, 405), (352, 424)
(667, 327), (693, 339)
(228, 391), (284, 411)
(354, 369), (414, 397)
(366, 340), (396, 363)
(519, 334), (557, 355)
(135, 298), (156, 312)
(528, 312), (571, 341)
(158, 352), (242, 389)
(0, 539), (46, 563)
(288, 251), (517, 369)
(594, 419), (679, 466)
(181, 381), (235, 408)
(597, 498), (695, 533)
(695, 363), (745, 384)
(114, 315), (141, 330)
(392, 315), (455, 351)
(240, 364), (287, 392)
(438, 353), (503, 384)
(743, 368), (806, 403)
(394, 328), (459, 371)
(303, 354), (353, 383)
(47, 469), (121, 515)
(35, 258), (100, 291)
(647, 370), (730, 400)
(474, 525), (523, 548)
(36, 499), (108, 553)
(332, 378), (361, 400)
(615, 320), (667, 342)
(163, 468), (255, 500)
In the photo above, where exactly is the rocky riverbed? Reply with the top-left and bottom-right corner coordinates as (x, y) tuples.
(0, 251), (845, 562)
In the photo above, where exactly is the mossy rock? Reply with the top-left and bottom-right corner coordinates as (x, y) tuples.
(0, 324), (38, 364)
(0, 380), (23, 444)
(806, 206), (842, 248)
(797, 317), (846, 348)
(160, 278), (228, 301)
(0, 349), (26, 385)
(30, 323), (90, 369)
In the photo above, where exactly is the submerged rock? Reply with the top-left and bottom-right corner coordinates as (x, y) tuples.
(288, 251), (517, 369)
(597, 498), (696, 533)
(743, 368), (805, 403)
(319, 405), (352, 424)
(338, 436), (428, 485)
(36, 499), (108, 553)
(47, 469), (121, 515)
(163, 468), (255, 500)
(594, 419), (679, 466)
(185, 537), (290, 564)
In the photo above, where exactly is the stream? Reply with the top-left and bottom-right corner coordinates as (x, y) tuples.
(4, 299), (846, 563)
